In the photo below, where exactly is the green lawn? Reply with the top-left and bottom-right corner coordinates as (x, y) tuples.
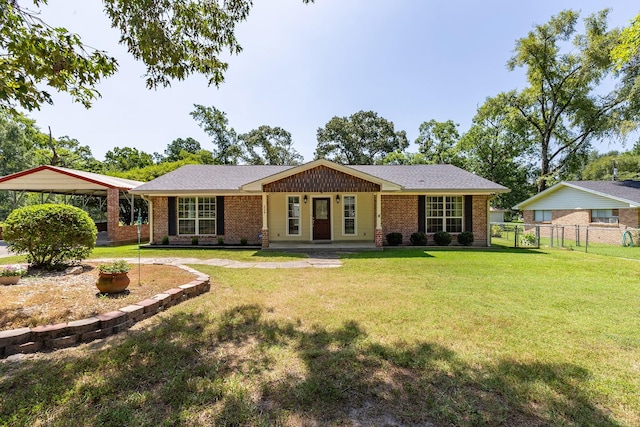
(1, 247), (639, 426)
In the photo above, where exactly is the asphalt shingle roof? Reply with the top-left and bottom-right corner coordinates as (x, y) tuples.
(351, 164), (508, 191)
(132, 163), (508, 193)
(133, 165), (293, 192)
(567, 180), (640, 204)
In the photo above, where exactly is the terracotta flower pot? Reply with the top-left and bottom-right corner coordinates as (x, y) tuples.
(96, 272), (130, 294)
(0, 276), (20, 285)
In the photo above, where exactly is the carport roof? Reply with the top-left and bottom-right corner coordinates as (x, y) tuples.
(0, 165), (144, 196)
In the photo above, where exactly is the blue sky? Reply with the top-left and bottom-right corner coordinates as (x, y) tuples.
(28, 1), (640, 163)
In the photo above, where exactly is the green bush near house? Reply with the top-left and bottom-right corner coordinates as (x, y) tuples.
(386, 232), (403, 246)
(3, 204), (96, 269)
(433, 230), (452, 246)
(410, 231), (428, 246)
(457, 231), (474, 246)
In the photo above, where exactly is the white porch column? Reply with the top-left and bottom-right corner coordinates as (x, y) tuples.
(375, 192), (383, 247)
(261, 193), (269, 248)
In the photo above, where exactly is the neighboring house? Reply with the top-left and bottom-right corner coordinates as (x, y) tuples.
(130, 159), (508, 248)
(489, 207), (507, 224)
(513, 180), (640, 245)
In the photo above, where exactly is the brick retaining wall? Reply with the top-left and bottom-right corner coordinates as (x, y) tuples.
(0, 265), (210, 358)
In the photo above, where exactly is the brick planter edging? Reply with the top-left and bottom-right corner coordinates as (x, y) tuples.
(0, 264), (210, 358)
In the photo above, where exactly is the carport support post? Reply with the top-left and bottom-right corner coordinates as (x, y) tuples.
(106, 188), (119, 244)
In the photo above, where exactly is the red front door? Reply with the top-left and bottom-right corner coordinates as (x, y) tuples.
(313, 198), (331, 240)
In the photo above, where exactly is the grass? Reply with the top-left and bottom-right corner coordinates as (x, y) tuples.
(0, 245), (306, 265)
(1, 247), (639, 425)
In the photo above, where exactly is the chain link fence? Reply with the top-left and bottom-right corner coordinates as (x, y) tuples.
(490, 222), (640, 257)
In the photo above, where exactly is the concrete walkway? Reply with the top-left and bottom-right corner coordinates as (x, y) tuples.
(90, 253), (343, 269)
(0, 241), (343, 268)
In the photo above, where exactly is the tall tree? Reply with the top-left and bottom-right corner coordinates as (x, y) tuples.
(33, 134), (101, 171)
(103, 146), (154, 172)
(190, 105), (243, 165)
(0, 1), (313, 111)
(0, 112), (36, 175)
(458, 93), (536, 209)
(315, 110), (408, 165)
(415, 119), (464, 166)
(507, 9), (638, 192)
(163, 137), (202, 162)
(239, 126), (303, 165)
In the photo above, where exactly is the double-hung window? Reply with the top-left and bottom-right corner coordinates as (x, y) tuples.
(343, 195), (356, 235)
(426, 196), (463, 233)
(591, 209), (618, 224)
(287, 196), (301, 235)
(534, 210), (552, 222)
(178, 197), (216, 235)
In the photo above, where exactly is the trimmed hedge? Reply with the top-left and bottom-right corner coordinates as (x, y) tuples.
(3, 204), (97, 269)
(386, 232), (403, 246)
(457, 231), (475, 246)
(410, 231), (428, 246)
(433, 231), (452, 246)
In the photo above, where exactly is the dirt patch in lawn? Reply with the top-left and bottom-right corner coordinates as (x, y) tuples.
(0, 264), (197, 330)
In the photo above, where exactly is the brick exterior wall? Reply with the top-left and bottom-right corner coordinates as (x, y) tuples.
(381, 194), (488, 246)
(381, 195), (418, 245)
(472, 195), (489, 246)
(151, 196), (168, 244)
(150, 195), (262, 245)
(150, 193), (491, 247)
(224, 196), (262, 244)
(523, 208), (640, 245)
(105, 188), (150, 244)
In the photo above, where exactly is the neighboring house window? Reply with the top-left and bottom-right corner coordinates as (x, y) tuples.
(178, 197), (216, 235)
(591, 209), (619, 224)
(534, 210), (552, 222)
(343, 195), (356, 235)
(426, 196), (463, 233)
(287, 196), (301, 235)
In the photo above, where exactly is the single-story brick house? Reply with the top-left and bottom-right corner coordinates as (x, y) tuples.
(130, 159), (509, 248)
(513, 180), (640, 245)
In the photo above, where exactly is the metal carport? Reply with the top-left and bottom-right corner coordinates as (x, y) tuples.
(0, 165), (148, 245)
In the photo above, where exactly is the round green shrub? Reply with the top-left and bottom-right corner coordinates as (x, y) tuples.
(410, 231), (428, 246)
(3, 204), (97, 269)
(457, 231), (475, 246)
(433, 230), (452, 246)
(386, 232), (403, 246)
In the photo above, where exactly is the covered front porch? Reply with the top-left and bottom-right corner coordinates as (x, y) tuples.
(242, 160), (400, 249)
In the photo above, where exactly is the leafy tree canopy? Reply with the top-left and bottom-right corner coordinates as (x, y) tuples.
(378, 150), (429, 165)
(0, 111), (37, 176)
(415, 119), (464, 166)
(163, 137), (202, 163)
(612, 12), (640, 67)
(458, 93), (536, 210)
(507, 9), (639, 192)
(315, 110), (408, 165)
(190, 104), (243, 165)
(104, 146), (154, 172)
(1, 0), (313, 111)
(581, 151), (640, 181)
(239, 125), (303, 165)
